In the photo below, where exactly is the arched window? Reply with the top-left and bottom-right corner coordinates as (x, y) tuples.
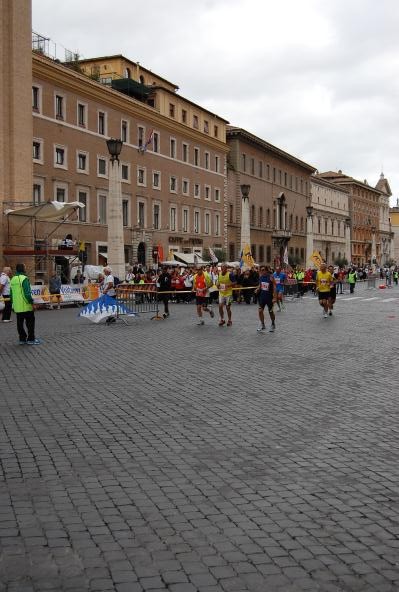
(124, 67), (131, 78)
(139, 74), (145, 84)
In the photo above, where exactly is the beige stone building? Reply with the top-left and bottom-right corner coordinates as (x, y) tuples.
(1, 9), (229, 281)
(310, 176), (350, 264)
(317, 171), (382, 267)
(375, 173), (394, 265)
(226, 127), (315, 266)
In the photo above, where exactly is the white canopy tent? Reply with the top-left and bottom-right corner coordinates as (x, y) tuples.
(5, 200), (85, 220)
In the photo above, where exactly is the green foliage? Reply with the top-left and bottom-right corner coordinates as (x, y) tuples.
(334, 256), (348, 267)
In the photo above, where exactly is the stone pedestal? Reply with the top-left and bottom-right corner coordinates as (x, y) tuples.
(107, 160), (125, 279)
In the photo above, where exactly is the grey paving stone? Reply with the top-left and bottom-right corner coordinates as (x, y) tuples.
(1, 297), (399, 592)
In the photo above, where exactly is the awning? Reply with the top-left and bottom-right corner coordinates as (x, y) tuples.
(5, 200), (85, 221)
(173, 252), (206, 265)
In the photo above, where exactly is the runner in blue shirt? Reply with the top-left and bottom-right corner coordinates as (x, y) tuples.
(273, 267), (286, 311)
(255, 266), (276, 333)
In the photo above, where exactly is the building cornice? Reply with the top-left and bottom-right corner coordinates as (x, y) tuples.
(316, 172), (381, 196)
(227, 126), (316, 173)
(32, 53), (229, 153)
(311, 176), (350, 194)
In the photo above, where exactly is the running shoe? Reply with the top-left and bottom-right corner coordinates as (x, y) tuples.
(329, 311), (333, 316)
(257, 325), (266, 332)
(227, 320), (232, 326)
(218, 319), (225, 326)
(323, 312), (328, 318)
(19, 340), (27, 345)
(209, 309), (215, 318)
(197, 319), (205, 325)
(269, 324), (276, 332)
(26, 339), (42, 345)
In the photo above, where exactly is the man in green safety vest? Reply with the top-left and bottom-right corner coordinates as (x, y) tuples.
(347, 268), (357, 294)
(9, 263), (41, 345)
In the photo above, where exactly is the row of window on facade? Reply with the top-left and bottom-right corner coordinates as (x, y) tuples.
(241, 154), (308, 196)
(33, 142), (222, 201)
(32, 86), (222, 170)
(313, 216), (347, 238)
(32, 182), (221, 235)
(95, 72), (220, 137)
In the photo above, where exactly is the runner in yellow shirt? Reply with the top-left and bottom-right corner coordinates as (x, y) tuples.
(316, 262), (333, 319)
(216, 264), (236, 326)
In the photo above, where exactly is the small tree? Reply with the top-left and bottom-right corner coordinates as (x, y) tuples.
(334, 256), (348, 268)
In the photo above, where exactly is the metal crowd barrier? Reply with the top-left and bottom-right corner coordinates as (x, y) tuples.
(115, 283), (160, 318)
(283, 279), (303, 301)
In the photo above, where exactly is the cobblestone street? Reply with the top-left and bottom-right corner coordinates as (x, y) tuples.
(1, 285), (399, 591)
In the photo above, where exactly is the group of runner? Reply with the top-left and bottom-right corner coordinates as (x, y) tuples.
(188, 262), (344, 330)
(187, 264), (289, 333)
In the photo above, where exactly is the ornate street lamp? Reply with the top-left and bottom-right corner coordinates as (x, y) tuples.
(240, 184), (251, 199)
(106, 138), (123, 162)
(306, 205), (313, 218)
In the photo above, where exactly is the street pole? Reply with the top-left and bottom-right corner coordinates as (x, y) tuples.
(106, 138), (125, 280)
(240, 184), (251, 266)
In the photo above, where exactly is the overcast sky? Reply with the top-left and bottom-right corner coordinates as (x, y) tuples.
(32, 0), (399, 205)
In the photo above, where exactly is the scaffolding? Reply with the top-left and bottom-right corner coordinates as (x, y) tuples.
(3, 200), (84, 285)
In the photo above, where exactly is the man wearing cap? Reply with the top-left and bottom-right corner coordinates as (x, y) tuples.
(102, 267), (116, 297)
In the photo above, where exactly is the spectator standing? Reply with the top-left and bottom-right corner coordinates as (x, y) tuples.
(9, 263), (41, 345)
(102, 267), (116, 297)
(0, 267), (12, 322)
(49, 271), (62, 309)
(158, 267), (172, 318)
(347, 268), (357, 294)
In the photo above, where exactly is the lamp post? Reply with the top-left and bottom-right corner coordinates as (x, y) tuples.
(240, 184), (251, 263)
(306, 205), (313, 267)
(106, 138), (125, 279)
(345, 217), (351, 265)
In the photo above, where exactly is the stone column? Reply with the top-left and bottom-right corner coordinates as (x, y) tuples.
(0, 0), (33, 263)
(306, 206), (314, 266)
(107, 159), (126, 279)
(345, 219), (351, 264)
(371, 227), (376, 268)
(240, 184), (251, 259)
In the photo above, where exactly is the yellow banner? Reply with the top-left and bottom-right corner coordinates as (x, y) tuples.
(310, 251), (324, 269)
(242, 244), (255, 268)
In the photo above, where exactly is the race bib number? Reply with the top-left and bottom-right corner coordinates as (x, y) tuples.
(320, 279), (327, 285)
(275, 278), (280, 284)
(220, 283), (226, 291)
(197, 288), (206, 297)
(261, 282), (269, 291)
